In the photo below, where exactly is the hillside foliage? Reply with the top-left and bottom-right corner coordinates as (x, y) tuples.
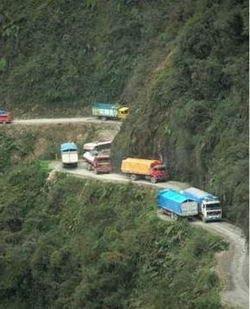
(0, 1), (248, 234)
(0, 161), (226, 308)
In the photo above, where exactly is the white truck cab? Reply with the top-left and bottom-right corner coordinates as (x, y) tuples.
(183, 187), (222, 222)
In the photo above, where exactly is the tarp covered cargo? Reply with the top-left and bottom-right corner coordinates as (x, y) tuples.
(121, 158), (162, 176)
(157, 189), (198, 216)
(92, 102), (118, 118)
(60, 143), (78, 152)
(183, 187), (218, 203)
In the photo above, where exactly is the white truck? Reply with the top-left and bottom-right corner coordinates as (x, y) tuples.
(60, 142), (78, 168)
(182, 187), (222, 222)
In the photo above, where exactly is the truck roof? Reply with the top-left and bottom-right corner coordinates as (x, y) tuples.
(83, 140), (112, 151)
(184, 187), (218, 201)
(158, 189), (192, 203)
(123, 158), (161, 165)
(60, 143), (78, 152)
(92, 102), (118, 109)
(119, 107), (129, 112)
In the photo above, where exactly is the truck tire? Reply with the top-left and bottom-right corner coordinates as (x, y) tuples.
(101, 116), (107, 121)
(171, 212), (178, 221)
(150, 177), (157, 184)
(202, 216), (207, 223)
(130, 174), (138, 181)
(87, 163), (92, 171)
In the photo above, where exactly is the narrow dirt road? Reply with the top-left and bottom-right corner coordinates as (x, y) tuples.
(192, 221), (249, 309)
(12, 117), (121, 126)
(49, 160), (249, 309)
(49, 161), (189, 191)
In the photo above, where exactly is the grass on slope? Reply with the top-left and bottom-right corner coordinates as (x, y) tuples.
(0, 162), (226, 308)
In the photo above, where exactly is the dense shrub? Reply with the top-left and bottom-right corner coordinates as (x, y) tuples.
(0, 163), (226, 308)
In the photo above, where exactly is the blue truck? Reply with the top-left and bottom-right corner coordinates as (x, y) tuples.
(157, 189), (198, 220)
(92, 102), (129, 120)
(182, 187), (222, 222)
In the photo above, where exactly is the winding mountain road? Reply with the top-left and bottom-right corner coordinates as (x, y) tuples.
(4, 118), (249, 308)
(49, 160), (249, 309)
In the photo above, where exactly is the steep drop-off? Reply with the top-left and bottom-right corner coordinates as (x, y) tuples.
(0, 0), (248, 234)
(0, 160), (226, 308)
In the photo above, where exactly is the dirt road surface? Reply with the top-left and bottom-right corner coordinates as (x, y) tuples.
(49, 160), (249, 309)
(49, 161), (189, 190)
(12, 117), (122, 126)
(191, 221), (249, 309)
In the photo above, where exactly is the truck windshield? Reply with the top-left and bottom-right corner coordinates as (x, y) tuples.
(206, 203), (220, 210)
(207, 211), (221, 216)
(153, 165), (166, 171)
(62, 149), (77, 152)
(96, 158), (110, 163)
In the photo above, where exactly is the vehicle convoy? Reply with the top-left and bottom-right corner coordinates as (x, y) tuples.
(83, 151), (112, 174)
(157, 189), (198, 220)
(92, 102), (129, 120)
(0, 109), (12, 123)
(121, 158), (168, 183)
(182, 187), (222, 222)
(60, 143), (78, 168)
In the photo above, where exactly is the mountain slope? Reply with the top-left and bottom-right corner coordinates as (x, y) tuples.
(0, 0), (248, 235)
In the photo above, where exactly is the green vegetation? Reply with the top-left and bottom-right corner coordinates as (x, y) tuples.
(0, 0), (248, 235)
(111, 0), (249, 236)
(0, 161), (226, 308)
(0, 122), (119, 166)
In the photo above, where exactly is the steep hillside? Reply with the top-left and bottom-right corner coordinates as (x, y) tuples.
(0, 0), (248, 236)
(0, 122), (118, 173)
(0, 160), (226, 308)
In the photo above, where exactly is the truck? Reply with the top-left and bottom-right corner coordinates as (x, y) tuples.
(157, 189), (198, 220)
(60, 143), (78, 168)
(182, 187), (222, 222)
(83, 151), (112, 174)
(92, 102), (129, 120)
(83, 140), (112, 153)
(121, 158), (168, 183)
(0, 110), (12, 124)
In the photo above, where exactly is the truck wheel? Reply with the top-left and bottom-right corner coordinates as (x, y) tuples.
(87, 163), (92, 171)
(171, 212), (178, 221)
(94, 169), (99, 174)
(150, 177), (157, 184)
(130, 174), (138, 181)
(202, 216), (207, 223)
(101, 116), (107, 121)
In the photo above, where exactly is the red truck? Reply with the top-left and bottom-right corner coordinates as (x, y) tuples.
(83, 151), (112, 174)
(0, 110), (12, 124)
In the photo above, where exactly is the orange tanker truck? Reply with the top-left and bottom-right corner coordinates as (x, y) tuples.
(121, 158), (168, 183)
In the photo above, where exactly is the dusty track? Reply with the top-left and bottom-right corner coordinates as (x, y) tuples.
(192, 221), (249, 309)
(49, 160), (249, 309)
(49, 161), (189, 190)
(12, 117), (121, 126)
